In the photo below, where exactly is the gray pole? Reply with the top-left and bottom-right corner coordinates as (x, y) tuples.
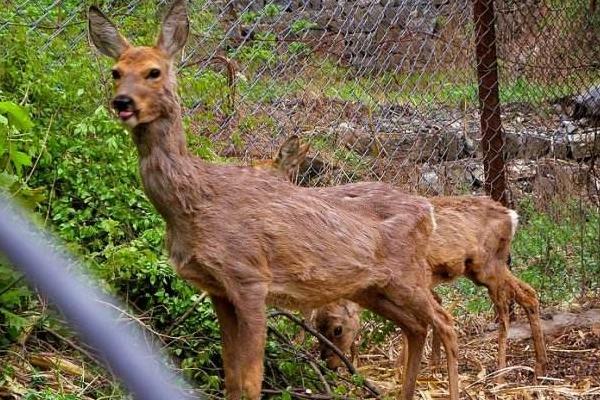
(0, 194), (199, 400)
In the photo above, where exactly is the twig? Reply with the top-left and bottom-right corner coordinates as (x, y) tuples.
(45, 327), (99, 364)
(464, 365), (536, 389)
(44, 171), (58, 225)
(25, 111), (55, 184)
(95, 300), (174, 341)
(181, 55), (237, 116)
(0, 276), (24, 297)
(165, 292), (207, 335)
(269, 310), (381, 397)
(307, 360), (332, 395)
(267, 326), (328, 391)
(261, 388), (347, 400)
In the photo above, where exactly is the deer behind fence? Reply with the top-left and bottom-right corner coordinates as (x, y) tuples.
(266, 136), (548, 380)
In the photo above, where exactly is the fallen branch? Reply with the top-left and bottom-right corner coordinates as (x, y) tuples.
(262, 388), (348, 400)
(29, 353), (92, 382)
(45, 327), (99, 364)
(269, 310), (381, 397)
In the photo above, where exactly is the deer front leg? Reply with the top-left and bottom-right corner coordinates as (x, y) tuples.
(235, 284), (268, 400)
(211, 295), (243, 400)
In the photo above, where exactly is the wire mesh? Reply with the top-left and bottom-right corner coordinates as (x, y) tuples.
(1, 0), (599, 394)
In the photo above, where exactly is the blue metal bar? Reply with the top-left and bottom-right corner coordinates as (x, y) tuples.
(0, 193), (199, 400)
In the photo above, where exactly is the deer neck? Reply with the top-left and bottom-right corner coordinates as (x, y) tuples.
(132, 108), (187, 158)
(131, 106), (210, 221)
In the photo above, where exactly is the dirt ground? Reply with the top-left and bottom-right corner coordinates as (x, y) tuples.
(1, 305), (598, 399)
(356, 305), (600, 399)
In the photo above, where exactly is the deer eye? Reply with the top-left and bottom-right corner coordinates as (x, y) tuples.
(147, 68), (161, 79)
(111, 69), (121, 80)
(333, 326), (343, 337)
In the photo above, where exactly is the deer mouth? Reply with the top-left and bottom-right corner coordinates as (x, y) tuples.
(118, 110), (135, 120)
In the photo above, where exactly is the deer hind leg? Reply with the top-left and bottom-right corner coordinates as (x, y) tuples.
(211, 295), (243, 400)
(426, 295), (459, 400)
(429, 290), (443, 370)
(235, 284), (268, 400)
(357, 292), (428, 400)
(360, 286), (459, 400)
(507, 274), (547, 378)
(486, 282), (510, 383)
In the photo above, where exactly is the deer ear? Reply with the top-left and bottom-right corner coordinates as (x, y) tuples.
(275, 136), (300, 165)
(88, 6), (129, 59)
(299, 143), (310, 159)
(157, 0), (189, 57)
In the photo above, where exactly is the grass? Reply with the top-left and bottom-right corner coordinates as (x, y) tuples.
(222, 57), (600, 116)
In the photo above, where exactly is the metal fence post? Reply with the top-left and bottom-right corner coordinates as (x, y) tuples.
(473, 0), (508, 206)
(0, 194), (199, 400)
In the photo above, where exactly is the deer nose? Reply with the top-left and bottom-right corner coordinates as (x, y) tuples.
(112, 95), (135, 112)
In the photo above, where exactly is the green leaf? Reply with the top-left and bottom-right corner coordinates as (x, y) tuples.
(0, 102), (33, 131)
(0, 172), (18, 189)
(0, 287), (31, 307)
(9, 149), (32, 175)
(281, 391), (292, 400)
(0, 308), (28, 333)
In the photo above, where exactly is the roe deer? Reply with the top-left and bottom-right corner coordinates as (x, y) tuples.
(313, 300), (361, 369)
(88, 2), (460, 399)
(266, 136), (548, 378)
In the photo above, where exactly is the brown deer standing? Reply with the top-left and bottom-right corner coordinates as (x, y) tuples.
(88, 2), (461, 399)
(266, 136), (548, 379)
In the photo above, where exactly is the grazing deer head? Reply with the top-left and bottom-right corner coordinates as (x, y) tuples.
(314, 300), (361, 370)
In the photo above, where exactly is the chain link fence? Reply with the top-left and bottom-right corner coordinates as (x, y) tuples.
(6, 1), (598, 201)
(1, 0), (599, 395)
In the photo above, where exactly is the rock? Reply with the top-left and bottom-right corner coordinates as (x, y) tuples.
(551, 134), (570, 160)
(412, 159), (484, 195)
(568, 129), (600, 160)
(559, 120), (577, 135)
(572, 84), (600, 121)
(297, 154), (331, 186)
(506, 158), (599, 203)
(231, 0), (443, 69)
(504, 131), (551, 160)
(335, 122), (378, 156)
(419, 165), (442, 195)
(507, 159), (537, 181)
(377, 130), (476, 163)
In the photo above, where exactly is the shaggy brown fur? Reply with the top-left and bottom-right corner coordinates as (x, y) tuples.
(266, 136), (548, 379)
(88, 1), (461, 399)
